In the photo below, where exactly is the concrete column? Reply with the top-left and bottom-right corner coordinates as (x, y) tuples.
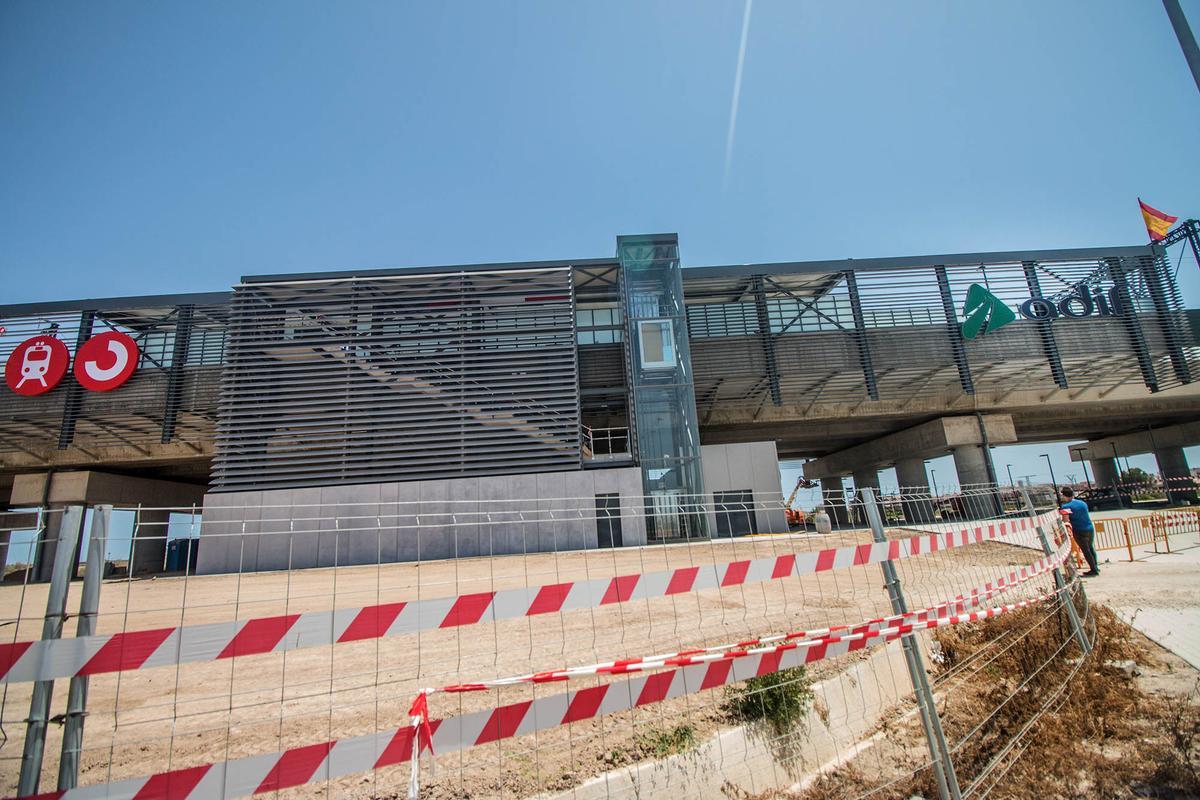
(852, 468), (880, 494)
(895, 458), (934, 524)
(952, 445), (1000, 519)
(33, 506), (86, 583)
(820, 476), (849, 528)
(1155, 446), (1197, 505)
(130, 509), (171, 576)
(1089, 456), (1120, 489)
(951, 445), (990, 486)
(851, 469), (880, 527)
(1, 509), (40, 579)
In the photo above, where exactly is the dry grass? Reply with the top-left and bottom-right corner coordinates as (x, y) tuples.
(748, 604), (1200, 800)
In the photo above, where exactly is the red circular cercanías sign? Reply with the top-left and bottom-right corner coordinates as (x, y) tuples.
(5, 336), (71, 396)
(74, 331), (139, 392)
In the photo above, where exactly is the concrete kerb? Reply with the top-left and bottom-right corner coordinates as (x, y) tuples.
(539, 637), (917, 800)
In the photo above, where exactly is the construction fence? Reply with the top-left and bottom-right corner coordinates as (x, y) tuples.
(1092, 508), (1200, 561)
(0, 487), (1091, 800)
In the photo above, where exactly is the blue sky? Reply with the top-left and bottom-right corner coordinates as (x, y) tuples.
(2, 1), (1200, 508)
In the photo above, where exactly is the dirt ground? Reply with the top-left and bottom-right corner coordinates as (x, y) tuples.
(739, 605), (1200, 800)
(0, 524), (1060, 798)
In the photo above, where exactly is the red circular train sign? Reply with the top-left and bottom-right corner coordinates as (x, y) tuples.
(5, 336), (71, 396)
(74, 331), (139, 392)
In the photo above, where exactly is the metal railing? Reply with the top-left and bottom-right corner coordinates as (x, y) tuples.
(580, 424), (631, 460)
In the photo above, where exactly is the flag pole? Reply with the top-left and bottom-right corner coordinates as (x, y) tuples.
(1163, 0), (1200, 95)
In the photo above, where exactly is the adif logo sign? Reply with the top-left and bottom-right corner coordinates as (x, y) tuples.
(961, 284), (1016, 340)
(961, 283), (1123, 340)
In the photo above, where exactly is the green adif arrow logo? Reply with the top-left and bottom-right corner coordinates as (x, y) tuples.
(961, 283), (1016, 340)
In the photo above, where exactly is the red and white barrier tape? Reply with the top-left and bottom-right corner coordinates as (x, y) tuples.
(22, 581), (1073, 800)
(434, 540), (1072, 693)
(0, 512), (1058, 685)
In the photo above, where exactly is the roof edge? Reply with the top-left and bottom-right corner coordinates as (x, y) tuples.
(0, 291), (234, 317)
(685, 244), (1160, 279)
(241, 257), (619, 284)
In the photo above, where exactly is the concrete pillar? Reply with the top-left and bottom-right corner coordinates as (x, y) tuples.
(820, 476), (849, 528)
(1089, 456), (1120, 489)
(895, 458), (934, 524)
(951, 446), (1000, 519)
(130, 509), (171, 576)
(1155, 446), (1196, 505)
(852, 468), (880, 494)
(851, 469), (880, 527)
(33, 506), (86, 583)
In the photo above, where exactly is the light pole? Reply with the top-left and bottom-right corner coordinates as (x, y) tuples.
(930, 468), (939, 498)
(1163, 0), (1200, 96)
(1041, 454), (1060, 503)
(1111, 442), (1125, 509)
(1071, 447), (1093, 490)
(1006, 464), (1016, 489)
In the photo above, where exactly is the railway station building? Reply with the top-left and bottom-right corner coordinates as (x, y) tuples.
(3, 233), (1199, 575)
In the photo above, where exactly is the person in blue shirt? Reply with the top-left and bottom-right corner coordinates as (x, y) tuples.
(1060, 487), (1099, 577)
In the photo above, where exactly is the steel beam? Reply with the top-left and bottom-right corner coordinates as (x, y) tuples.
(1022, 262), (1068, 388)
(845, 271), (880, 401)
(1108, 259), (1160, 392)
(751, 276), (782, 406)
(161, 304), (195, 443)
(1143, 254), (1192, 384)
(57, 310), (95, 449)
(934, 266), (974, 394)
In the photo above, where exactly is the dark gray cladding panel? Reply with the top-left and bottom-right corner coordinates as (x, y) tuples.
(211, 267), (581, 491)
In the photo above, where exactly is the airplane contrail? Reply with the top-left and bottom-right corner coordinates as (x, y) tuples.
(723, 0), (753, 189)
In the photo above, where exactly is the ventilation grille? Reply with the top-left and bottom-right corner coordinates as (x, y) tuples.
(212, 268), (580, 491)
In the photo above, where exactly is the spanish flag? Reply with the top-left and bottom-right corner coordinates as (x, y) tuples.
(1139, 198), (1178, 241)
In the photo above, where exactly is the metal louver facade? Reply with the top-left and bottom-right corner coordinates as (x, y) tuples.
(211, 267), (581, 491)
(681, 247), (1200, 423)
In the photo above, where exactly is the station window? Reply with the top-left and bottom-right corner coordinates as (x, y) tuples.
(638, 319), (675, 369)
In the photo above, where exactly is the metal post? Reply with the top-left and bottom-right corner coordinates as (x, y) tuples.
(1019, 488), (1091, 655)
(1111, 443), (1125, 509)
(57, 505), (109, 790)
(1163, 0), (1200, 95)
(18, 505), (85, 797)
(1072, 447), (1093, 490)
(861, 488), (962, 800)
